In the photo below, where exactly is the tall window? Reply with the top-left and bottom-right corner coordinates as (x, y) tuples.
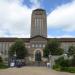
(39, 44), (41, 48)
(43, 44), (45, 48)
(32, 44), (35, 48)
(36, 44), (38, 48)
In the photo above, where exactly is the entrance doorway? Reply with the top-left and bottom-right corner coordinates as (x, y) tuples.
(35, 50), (42, 62)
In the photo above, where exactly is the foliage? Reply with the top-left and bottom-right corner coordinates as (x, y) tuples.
(53, 64), (61, 71)
(8, 38), (28, 59)
(70, 55), (75, 67)
(0, 56), (3, 63)
(43, 39), (64, 58)
(0, 57), (8, 69)
(61, 67), (75, 73)
(53, 56), (75, 73)
(0, 63), (8, 69)
(68, 46), (75, 56)
(55, 57), (70, 67)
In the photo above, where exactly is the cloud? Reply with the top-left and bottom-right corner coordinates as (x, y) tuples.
(0, 0), (75, 38)
(30, 0), (41, 8)
(48, 35), (75, 38)
(47, 0), (75, 32)
(0, 0), (43, 38)
(0, 0), (35, 37)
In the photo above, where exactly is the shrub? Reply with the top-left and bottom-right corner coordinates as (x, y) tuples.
(0, 56), (3, 63)
(70, 55), (75, 67)
(0, 56), (8, 69)
(0, 63), (8, 69)
(53, 56), (75, 73)
(55, 57), (70, 67)
(61, 67), (75, 73)
(53, 64), (61, 71)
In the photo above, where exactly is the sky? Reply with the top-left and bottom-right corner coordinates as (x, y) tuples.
(0, 0), (75, 38)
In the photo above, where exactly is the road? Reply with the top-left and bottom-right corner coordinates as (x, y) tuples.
(0, 67), (75, 75)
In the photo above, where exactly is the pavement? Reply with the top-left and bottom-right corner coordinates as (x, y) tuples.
(0, 67), (75, 75)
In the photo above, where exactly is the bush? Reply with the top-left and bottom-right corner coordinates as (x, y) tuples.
(53, 56), (75, 73)
(0, 56), (3, 63)
(53, 64), (61, 71)
(61, 67), (75, 73)
(0, 63), (8, 69)
(70, 55), (75, 67)
(0, 56), (8, 69)
(55, 57), (70, 67)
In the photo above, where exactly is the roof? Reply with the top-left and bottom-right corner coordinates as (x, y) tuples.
(0, 38), (30, 42)
(59, 38), (75, 42)
(0, 37), (75, 42)
(48, 38), (75, 42)
(30, 35), (48, 40)
(33, 8), (45, 12)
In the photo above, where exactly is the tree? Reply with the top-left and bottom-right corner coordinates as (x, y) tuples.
(43, 39), (64, 58)
(71, 55), (75, 67)
(68, 46), (75, 56)
(8, 38), (28, 59)
(0, 56), (3, 63)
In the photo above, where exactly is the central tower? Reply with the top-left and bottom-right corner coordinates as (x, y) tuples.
(31, 9), (47, 38)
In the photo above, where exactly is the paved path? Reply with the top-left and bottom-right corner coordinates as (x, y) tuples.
(0, 67), (75, 75)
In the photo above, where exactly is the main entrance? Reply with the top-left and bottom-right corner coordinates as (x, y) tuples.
(35, 50), (42, 62)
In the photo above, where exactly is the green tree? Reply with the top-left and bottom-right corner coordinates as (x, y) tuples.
(0, 56), (3, 63)
(8, 38), (28, 59)
(71, 55), (75, 67)
(43, 39), (63, 58)
(68, 46), (75, 56)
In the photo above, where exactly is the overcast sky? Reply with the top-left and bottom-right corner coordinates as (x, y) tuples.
(0, 0), (75, 38)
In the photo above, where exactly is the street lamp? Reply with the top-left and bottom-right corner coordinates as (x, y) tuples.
(0, 53), (1, 56)
(13, 52), (16, 66)
(63, 53), (68, 60)
(48, 52), (52, 68)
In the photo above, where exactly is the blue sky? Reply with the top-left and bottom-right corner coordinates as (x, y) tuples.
(0, 0), (75, 38)
(23, 0), (71, 12)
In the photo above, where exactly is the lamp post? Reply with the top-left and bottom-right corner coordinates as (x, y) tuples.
(48, 52), (52, 68)
(0, 53), (1, 56)
(63, 53), (68, 60)
(13, 52), (16, 66)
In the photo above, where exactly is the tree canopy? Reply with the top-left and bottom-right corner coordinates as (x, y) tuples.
(43, 39), (64, 58)
(8, 38), (28, 59)
(68, 46), (75, 56)
(0, 56), (3, 63)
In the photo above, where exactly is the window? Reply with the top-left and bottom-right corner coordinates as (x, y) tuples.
(36, 44), (38, 48)
(43, 44), (45, 48)
(39, 44), (41, 48)
(28, 45), (30, 48)
(32, 44), (35, 48)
